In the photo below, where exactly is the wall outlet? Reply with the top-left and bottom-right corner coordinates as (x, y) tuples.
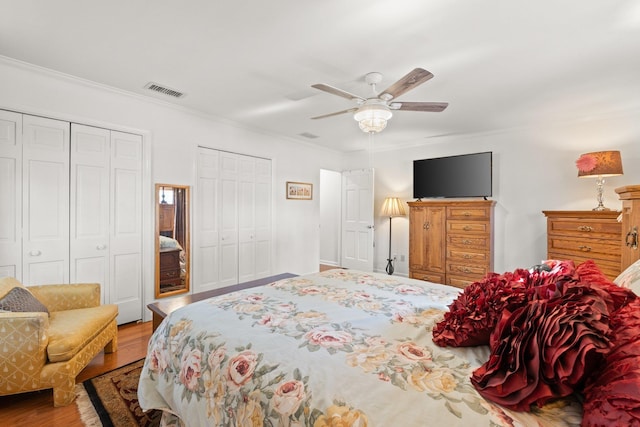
(400, 255), (405, 262)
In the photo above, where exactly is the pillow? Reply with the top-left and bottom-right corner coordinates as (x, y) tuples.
(159, 235), (183, 250)
(614, 258), (640, 295)
(0, 286), (49, 314)
(471, 284), (612, 411)
(432, 269), (532, 347)
(581, 298), (640, 426)
(0, 276), (24, 299)
(575, 260), (637, 313)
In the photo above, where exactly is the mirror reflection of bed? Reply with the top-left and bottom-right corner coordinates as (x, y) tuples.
(156, 184), (190, 298)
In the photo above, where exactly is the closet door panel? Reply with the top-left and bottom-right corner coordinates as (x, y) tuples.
(254, 158), (271, 278)
(22, 115), (70, 284)
(0, 111), (22, 279)
(195, 148), (220, 292)
(219, 152), (238, 287)
(110, 131), (142, 324)
(70, 124), (110, 302)
(238, 157), (255, 283)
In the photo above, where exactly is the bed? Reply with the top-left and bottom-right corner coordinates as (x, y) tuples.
(138, 262), (640, 426)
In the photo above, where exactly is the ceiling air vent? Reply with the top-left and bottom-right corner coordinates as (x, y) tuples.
(144, 82), (185, 98)
(299, 132), (319, 139)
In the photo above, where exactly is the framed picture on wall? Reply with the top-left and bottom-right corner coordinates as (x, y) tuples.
(286, 181), (313, 200)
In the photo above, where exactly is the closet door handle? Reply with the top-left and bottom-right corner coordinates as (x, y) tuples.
(29, 250), (42, 256)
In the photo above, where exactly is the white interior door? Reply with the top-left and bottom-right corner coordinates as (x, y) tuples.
(22, 115), (70, 285)
(109, 131), (143, 324)
(195, 148), (220, 293)
(0, 111), (22, 279)
(341, 169), (374, 271)
(70, 124), (110, 303)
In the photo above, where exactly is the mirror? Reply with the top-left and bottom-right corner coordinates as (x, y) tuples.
(155, 184), (190, 298)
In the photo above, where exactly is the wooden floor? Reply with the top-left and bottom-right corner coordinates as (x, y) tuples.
(0, 321), (153, 427)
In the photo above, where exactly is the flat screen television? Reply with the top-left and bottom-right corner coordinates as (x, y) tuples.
(413, 151), (492, 199)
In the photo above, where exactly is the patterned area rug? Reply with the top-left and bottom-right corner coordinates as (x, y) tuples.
(75, 359), (161, 427)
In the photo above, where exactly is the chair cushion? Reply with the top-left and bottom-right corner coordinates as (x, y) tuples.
(46, 304), (118, 362)
(0, 286), (49, 314)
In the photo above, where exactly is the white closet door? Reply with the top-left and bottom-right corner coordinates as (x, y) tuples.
(238, 156), (256, 283)
(219, 152), (239, 287)
(254, 158), (272, 279)
(195, 148), (220, 293)
(0, 111), (22, 279)
(70, 124), (110, 303)
(22, 115), (70, 285)
(110, 131), (143, 324)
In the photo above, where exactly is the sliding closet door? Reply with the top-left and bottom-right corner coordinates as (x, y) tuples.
(110, 131), (143, 324)
(22, 115), (70, 285)
(195, 148), (220, 293)
(219, 152), (239, 287)
(70, 124), (110, 303)
(0, 111), (22, 279)
(238, 156), (272, 282)
(238, 156), (256, 283)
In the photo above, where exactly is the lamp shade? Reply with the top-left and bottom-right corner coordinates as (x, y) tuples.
(381, 197), (406, 217)
(576, 150), (623, 178)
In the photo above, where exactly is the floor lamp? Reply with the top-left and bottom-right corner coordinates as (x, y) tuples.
(381, 197), (406, 275)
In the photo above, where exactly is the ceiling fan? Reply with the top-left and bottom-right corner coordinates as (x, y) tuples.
(311, 68), (448, 133)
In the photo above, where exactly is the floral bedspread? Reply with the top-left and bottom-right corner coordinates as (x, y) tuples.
(138, 270), (583, 426)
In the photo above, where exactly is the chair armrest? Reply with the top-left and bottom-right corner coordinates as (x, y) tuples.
(0, 312), (49, 376)
(28, 283), (101, 312)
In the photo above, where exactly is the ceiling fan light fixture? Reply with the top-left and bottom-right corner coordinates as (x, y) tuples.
(354, 104), (393, 133)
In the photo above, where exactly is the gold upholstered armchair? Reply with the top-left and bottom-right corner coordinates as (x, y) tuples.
(0, 277), (118, 406)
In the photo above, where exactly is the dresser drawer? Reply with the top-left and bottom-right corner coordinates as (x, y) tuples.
(447, 206), (490, 221)
(447, 220), (490, 234)
(410, 270), (445, 284)
(445, 276), (477, 289)
(446, 248), (489, 263)
(547, 236), (621, 261)
(548, 219), (621, 239)
(160, 269), (180, 279)
(447, 234), (490, 251)
(446, 262), (488, 278)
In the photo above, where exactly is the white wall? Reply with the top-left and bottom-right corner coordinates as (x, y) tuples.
(345, 111), (640, 276)
(0, 57), (343, 320)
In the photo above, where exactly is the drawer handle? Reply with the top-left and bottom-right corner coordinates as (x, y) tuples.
(579, 245), (592, 252)
(96, 244), (107, 250)
(29, 250), (42, 257)
(457, 267), (472, 273)
(577, 225), (593, 232)
(463, 211), (471, 216)
(463, 225), (472, 231)
(463, 239), (471, 245)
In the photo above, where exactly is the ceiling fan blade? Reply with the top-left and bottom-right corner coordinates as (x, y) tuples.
(311, 84), (365, 101)
(311, 107), (358, 120)
(391, 101), (448, 112)
(379, 68), (434, 101)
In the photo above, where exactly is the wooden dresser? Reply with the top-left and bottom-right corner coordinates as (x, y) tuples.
(159, 247), (182, 291)
(616, 185), (640, 271)
(409, 200), (495, 288)
(542, 210), (621, 280)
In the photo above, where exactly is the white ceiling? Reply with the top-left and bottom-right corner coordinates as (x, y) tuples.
(1, 0), (639, 152)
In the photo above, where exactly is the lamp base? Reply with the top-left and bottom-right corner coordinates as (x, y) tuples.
(592, 205), (611, 211)
(385, 258), (394, 275)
